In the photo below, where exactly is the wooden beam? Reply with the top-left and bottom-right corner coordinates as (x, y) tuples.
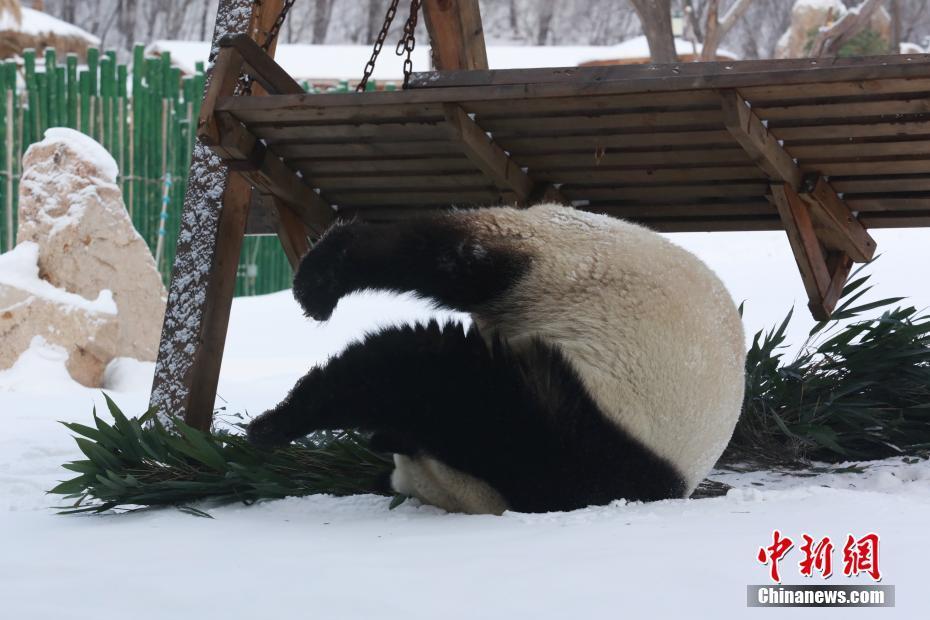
(150, 0), (301, 431)
(422, 0), (488, 71)
(443, 103), (534, 204)
(720, 89), (801, 189)
(771, 183), (849, 320)
(799, 176), (876, 263)
(217, 34), (304, 95)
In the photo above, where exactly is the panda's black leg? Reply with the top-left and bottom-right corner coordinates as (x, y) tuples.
(246, 321), (557, 496)
(247, 321), (689, 511)
(292, 216), (528, 321)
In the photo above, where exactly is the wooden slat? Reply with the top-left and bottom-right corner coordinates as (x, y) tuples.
(577, 200), (774, 218)
(495, 130), (734, 154)
(465, 92), (722, 117)
(219, 98), (448, 124)
(292, 157), (478, 176)
(248, 120), (452, 143)
(860, 211), (930, 227)
(559, 182), (769, 201)
(275, 141), (463, 159)
(442, 104), (534, 202)
(805, 159), (930, 176)
(755, 97), (930, 122)
(721, 89), (802, 189)
(619, 215), (782, 232)
(532, 166), (768, 184)
(740, 77), (930, 103)
(789, 140), (930, 160)
(408, 53), (930, 92)
(831, 176), (930, 193)
(480, 109), (724, 136)
(312, 172), (493, 191)
(845, 196), (930, 211)
(774, 121), (930, 141)
(330, 189), (503, 207)
(519, 148), (750, 170)
(197, 47), (244, 145)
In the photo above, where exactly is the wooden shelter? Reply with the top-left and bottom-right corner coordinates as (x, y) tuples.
(151, 0), (930, 430)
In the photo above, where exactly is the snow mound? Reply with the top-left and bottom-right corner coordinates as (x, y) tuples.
(0, 242), (116, 314)
(34, 127), (119, 184)
(0, 7), (100, 44)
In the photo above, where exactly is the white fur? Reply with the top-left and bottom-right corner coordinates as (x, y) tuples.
(391, 454), (509, 515)
(395, 204), (746, 509)
(467, 204), (745, 495)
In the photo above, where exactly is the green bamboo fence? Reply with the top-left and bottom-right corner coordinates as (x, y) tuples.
(0, 45), (366, 297)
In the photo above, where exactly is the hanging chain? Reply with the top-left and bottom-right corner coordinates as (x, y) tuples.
(395, 0), (422, 89)
(357, 0), (401, 92)
(237, 0), (299, 96)
(358, 0), (421, 91)
(262, 0), (298, 52)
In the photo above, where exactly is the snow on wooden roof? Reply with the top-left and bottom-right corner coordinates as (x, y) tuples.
(0, 7), (99, 45)
(146, 36), (739, 83)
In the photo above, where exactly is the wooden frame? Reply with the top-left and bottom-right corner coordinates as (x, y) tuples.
(152, 0), (928, 430)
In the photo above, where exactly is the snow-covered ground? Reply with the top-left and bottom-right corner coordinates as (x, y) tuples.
(2, 229), (929, 618)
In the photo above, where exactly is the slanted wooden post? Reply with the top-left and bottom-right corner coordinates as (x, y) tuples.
(720, 89), (876, 320)
(150, 0), (292, 430)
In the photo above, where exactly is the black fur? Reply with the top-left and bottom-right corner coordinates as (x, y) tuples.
(247, 321), (687, 512)
(292, 217), (529, 321)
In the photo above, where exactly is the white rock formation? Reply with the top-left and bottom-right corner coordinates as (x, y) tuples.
(0, 242), (118, 387)
(16, 128), (167, 363)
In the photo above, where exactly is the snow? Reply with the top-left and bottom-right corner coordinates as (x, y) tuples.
(2, 228), (930, 618)
(147, 37), (738, 83)
(37, 128), (120, 184)
(0, 7), (99, 45)
(0, 241), (117, 314)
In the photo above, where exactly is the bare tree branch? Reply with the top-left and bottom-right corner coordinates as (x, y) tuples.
(700, 0), (753, 61)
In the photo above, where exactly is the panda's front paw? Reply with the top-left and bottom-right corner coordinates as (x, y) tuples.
(246, 411), (293, 449)
(292, 223), (359, 321)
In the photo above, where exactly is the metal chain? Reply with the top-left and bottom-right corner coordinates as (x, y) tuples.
(262, 0), (298, 52)
(357, 0), (401, 92)
(237, 0), (299, 96)
(395, 0), (422, 89)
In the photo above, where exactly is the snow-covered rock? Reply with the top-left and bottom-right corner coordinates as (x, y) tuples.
(776, 0), (891, 59)
(0, 243), (118, 386)
(16, 128), (167, 363)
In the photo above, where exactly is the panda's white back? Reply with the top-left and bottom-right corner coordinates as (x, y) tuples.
(467, 204), (746, 494)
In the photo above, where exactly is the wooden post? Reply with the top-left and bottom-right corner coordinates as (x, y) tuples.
(422, 0), (489, 71)
(149, 0), (288, 430)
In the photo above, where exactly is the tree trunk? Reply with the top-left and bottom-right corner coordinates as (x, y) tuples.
(537, 3), (555, 45)
(313, 0), (334, 43)
(699, 0), (753, 61)
(630, 0), (679, 63)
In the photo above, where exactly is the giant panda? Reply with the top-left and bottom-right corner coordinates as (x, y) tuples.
(247, 203), (746, 514)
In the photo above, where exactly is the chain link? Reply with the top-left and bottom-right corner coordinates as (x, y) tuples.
(357, 0), (401, 92)
(395, 0), (422, 89)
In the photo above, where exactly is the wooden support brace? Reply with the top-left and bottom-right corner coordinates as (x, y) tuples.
(772, 183), (855, 320)
(722, 88), (876, 319)
(443, 103), (535, 204)
(214, 112), (334, 235)
(798, 175), (876, 263)
(720, 89), (801, 189)
(216, 34), (305, 95)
